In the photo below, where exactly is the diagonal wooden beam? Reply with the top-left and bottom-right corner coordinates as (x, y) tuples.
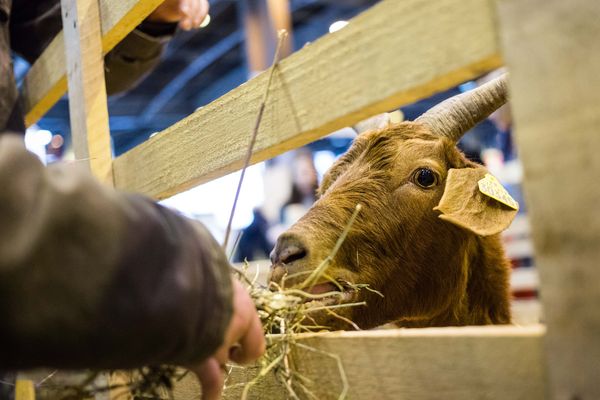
(113, 0), (503, 199)
(20, 0), (164, 127)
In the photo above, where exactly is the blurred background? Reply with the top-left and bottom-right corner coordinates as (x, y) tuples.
(16, 0), (539, 325)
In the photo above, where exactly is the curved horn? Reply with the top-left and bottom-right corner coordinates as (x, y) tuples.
(415, 73), (509, 142)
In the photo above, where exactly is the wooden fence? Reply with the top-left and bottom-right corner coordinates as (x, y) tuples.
(17, 0), (600, 398)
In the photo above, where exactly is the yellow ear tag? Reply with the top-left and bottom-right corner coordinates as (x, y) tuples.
(477, 173), (519, 210)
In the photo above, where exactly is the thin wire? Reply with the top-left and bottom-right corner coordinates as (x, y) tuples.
(229, 231), (244, 262)
(36, 370), (58, 387)
(0, 369), (58, 388)
(222, 30), (289, 250)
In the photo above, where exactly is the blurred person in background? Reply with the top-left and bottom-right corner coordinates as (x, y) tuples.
(459, 69), (515, 170)
(265, 149), (319, 254)
(487, 97), (514, 162)
(279, 149), (319, 227)
(233, 208), (273, 263)
(234, 149), (319, 263)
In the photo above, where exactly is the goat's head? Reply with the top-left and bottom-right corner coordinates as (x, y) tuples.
(269, 75), (517, 330)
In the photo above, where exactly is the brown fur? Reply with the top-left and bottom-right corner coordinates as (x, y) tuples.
(270, 122), (512, 330)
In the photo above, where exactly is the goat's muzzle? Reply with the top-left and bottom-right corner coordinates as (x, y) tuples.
(270, 233), (307, 265)
(269, 232), (309, 284)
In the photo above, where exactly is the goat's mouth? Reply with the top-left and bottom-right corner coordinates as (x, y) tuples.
(301, 280), (358, 308)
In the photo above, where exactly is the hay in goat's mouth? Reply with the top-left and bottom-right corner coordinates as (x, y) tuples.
(225, 203), (384, 400)
(228, 260), (380, 400)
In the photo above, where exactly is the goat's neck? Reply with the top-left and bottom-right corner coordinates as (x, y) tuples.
(397, 234), (512, 328)
(442, 234), (511, 326)
(463, 234), (512, 324)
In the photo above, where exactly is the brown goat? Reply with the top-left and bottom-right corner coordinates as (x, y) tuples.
(269, 75), (517, 330)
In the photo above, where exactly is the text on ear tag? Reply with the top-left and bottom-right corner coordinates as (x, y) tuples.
(478, 173), (519, 210)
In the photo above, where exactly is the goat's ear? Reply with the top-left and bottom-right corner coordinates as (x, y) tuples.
(433, 167), (518, 236)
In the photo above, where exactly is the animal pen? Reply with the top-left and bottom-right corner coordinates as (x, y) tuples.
(14, 0), (600, 399)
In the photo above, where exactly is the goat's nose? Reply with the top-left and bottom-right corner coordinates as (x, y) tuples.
(270, 234), (308, 265)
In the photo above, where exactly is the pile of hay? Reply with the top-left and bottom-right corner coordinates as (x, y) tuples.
(224, 204), (383, 399)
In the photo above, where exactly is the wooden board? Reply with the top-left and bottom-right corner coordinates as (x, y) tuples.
(495, 0), (600, 398)
(170, 325), (546, 400)
(113, 0), (503, 199)
(14, 377), (35, 400)
(61, 0), (113, 183)
(21, 0), (163, 127)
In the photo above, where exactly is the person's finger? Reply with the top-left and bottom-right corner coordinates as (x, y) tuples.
(212, 338), (231, 368)
(179, 0), (194, 30)
(194, 358), (225, 400)
(189, 0), (201, 27)
(180, 19), (191, 30)
(179, 0), (190, 16)
(229, 310), (266, 365)
(195, 0), (209, 27)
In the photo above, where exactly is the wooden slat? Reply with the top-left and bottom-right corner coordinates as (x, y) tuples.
(170, 326), (546, 400)
(495, 0), (600, 398)
(21, 0), (163, 127)
(14, 377), (35, 400)
(61, 0), (113, 183)
(113, 0), (502, 199)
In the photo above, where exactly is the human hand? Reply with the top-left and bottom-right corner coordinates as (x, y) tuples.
(147, 0), (209, 31)
(188, 279), (265, 400)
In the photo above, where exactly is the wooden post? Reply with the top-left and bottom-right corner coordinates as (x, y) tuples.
(496, 0), (600, 398)
(239, 0), (293, 77)
(14, 377), (35, 400)
(61, 0), (113, 183)
(60, 0), (114, 397)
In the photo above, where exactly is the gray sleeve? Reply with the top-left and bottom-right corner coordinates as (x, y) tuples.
(104, 28), (172, 95)
(0, 134), (232, 370)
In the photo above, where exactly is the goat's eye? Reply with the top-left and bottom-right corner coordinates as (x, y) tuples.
(414, 168), (437, 188)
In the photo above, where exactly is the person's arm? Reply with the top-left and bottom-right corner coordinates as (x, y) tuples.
(9, 0), (209, 95)
(102, 21), (177, 95)
(0, 133), (233, 369)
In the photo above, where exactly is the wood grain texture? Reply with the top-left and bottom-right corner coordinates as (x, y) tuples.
(21, 0), (163, 127)
(61, 0), (113, 183)
(171, 326), (546, 400)
(496, 0), (600, 398)
(21, 33), (68, 128)
(113, 0), (502, 199)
